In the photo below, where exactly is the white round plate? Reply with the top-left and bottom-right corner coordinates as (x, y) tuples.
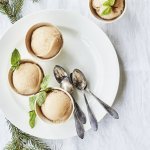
(0, 10), (119, 139)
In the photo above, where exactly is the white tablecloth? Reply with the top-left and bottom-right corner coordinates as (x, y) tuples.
(0, 0), (150, 149)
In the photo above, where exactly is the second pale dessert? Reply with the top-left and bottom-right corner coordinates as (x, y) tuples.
(41, 89), (73, 123)
(92, 0), (125, 20)
(31, 25), (63, 59)
(12, 62), (43, 95)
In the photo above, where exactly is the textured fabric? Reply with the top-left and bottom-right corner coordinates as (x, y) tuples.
(0, 0), (150, 149)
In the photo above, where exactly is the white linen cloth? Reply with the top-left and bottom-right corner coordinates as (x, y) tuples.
(0, 0), (150, 149)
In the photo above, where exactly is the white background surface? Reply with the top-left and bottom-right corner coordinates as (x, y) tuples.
(0, 0), (150, 150)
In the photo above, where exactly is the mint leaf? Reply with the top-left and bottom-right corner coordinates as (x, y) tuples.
(109, 0), (115, 6)
(103, 0), (115, 6)
(11, 64), (19, 71)
(40, 75), (50, 90)
(11, 49), (21, 69)
(11, 62), (20, 71)
(101, 6), (112, 16)
(29, 110), (36, 128)
(29, 96), (36, 111)
(36, 91), (47, 106)
(103, 1), (110, 6)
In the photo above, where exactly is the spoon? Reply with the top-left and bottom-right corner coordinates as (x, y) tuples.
(53, 65), (86, 124)
(70, 73), (98, 131)
(53, 65), (86, 139)
(61, 77), (85, 138)
(71, 69), (119, 119)
(74, 107), (85, 139)
(60, 77), (86, 125)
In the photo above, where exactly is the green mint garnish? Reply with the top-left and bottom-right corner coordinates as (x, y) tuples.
(29, 96), (36, 111)
(11, 49), (21, 71)
(101, 0), (116, 16)
(36, 91), (47, 106)
(109, 0), (116, 6)
(101, 6), (112, 16)
(29, 110), (36, 128)
(103, 1), (111, 6)
(40, 75), (50, 90)
(28, 75), (51, 128)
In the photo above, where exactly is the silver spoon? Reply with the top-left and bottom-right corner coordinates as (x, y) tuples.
(60, 77), (86, 139)
(71, 69), (119, 119)
(60, 77), (86, 125)
(53, 65), (86, 139)
(70, 73), (98, 131)
(74, 106), (85, 139)
(53, 65), (86, 124)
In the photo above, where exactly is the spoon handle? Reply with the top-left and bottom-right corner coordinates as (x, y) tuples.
(83, 93), (98, 131)
(72, 96), (86, 124)
(86, 89), (119, 119)
(74, 109), (85, 139)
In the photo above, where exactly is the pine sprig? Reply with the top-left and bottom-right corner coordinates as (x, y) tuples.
(0, 0), (24, 23)
(32, 0), (40, 2)
(5, 120), (51, 150)
(0, 0), (40, 23)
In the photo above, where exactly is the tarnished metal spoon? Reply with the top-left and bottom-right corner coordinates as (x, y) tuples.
(53, 65), (86, 139)
(70, 73), (98, 131)
(74, 107), (85, 139)
(53, 65), (86, 124)
(60, 77), (86, 125)
(71, 69), (119, 120)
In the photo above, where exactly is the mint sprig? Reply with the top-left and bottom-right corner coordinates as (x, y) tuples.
(101, 0), (116, 16)
(29, 96), (36, 111)
(36, 91), (47, 106)
(11, 49), (21, 71)
(40, 75), (50, 90)
(103, 0), (115, 6)
(28, 75), (52, 128)
(101, 6), (112, 16)
(29, 111), (36, 128)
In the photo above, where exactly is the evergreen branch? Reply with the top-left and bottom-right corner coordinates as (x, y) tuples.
(4, 120), (51, 150)
(4, 140), (25, 150)
(32, 0), (40, 2)
(0, 0), (24, 23)
(0, 0), (40, 23)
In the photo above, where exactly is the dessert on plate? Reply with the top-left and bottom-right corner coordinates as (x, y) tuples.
(8, 49), (44, 96)
(26, 23), (63, 60)
(36, 88), (74, 124)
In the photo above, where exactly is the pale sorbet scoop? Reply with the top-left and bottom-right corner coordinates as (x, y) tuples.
(41, 89), (73, 123)
(12, 62), (43, 95)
